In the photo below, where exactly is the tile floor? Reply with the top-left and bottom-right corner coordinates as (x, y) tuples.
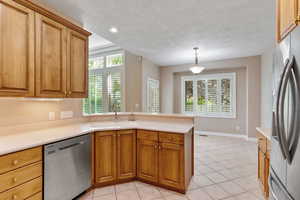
(79, 135), (265, 200)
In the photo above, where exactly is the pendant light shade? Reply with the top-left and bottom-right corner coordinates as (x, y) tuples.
(190, 47), (205, 74)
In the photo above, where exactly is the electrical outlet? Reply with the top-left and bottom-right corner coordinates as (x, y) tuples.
(60, 111), (73, 119)
(49, 112), (55, 121)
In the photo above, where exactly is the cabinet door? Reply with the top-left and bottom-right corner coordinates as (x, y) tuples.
(159, 143), (184, 189)
(258, 148), (266, 191)
(35, 13), (67, 97)
(137, 139), (158, 183)
(95, 131), (117, 184)
(0, 0), (35, 97)
(277, 0), (297, 41)
(117, 130), (136, 180)
(67, 30), (88, 98)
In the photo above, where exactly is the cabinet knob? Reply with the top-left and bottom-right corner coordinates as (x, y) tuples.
(68, 91), (72, 95)
(12, 177), (17, 183)
(12, 194), (17, 200)
(64, 91), (67, 95)
(158, 145), (162, 150)
(12, 160), (18, 165)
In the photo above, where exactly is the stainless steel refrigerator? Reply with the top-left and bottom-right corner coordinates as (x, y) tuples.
(270, 26), (300, 200)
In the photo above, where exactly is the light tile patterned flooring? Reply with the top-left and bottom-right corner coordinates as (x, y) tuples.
(79, 135), (264, 200)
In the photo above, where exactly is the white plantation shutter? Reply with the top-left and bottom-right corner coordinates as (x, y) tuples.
(221, 79), (232, 113)
(196, 80), (206, 112)
(147, 78), (160, 113)
(184, 80), (193, 112)
(108, 71), (122, 112)
(182, 73), (236, 118)
(83, 52), (124, 115)
(207, 80), (218, 112)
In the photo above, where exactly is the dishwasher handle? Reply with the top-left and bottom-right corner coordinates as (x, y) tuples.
(59, 141), (85, 151)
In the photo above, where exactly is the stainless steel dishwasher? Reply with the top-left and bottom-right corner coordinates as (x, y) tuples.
(44, 134), (91, 200)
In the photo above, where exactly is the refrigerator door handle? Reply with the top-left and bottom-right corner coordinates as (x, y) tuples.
(275, 58), (290, 159)
(286, 57), (300, 163)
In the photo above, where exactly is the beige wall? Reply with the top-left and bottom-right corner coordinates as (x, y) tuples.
(0, 99), (83, 128)
(141, 57), (160, 112)
(124, 51), (143, 112)
(160, 56), (261, 138)
(260, 50), (274, 129)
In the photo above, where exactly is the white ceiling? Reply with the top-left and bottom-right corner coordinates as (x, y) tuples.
(39, 0), (275, 66)
(89, 33), (113, 50)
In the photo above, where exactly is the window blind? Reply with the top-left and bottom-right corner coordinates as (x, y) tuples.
(182, 73), (236, 118)
(147, 78), (160, 113)
(83, 53), (123, 115)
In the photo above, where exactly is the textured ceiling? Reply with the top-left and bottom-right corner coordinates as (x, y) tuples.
(39, 0), (275, 66)
(89, 33), (113, 50)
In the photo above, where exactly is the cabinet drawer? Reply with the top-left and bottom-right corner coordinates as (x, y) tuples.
(26, 192), (42, 200)
(0, 177), (42, 200)
(159, 132), (184, 144)
(0, 162), (42, 193)
(137, 130), (158, 141)
(0, 147), (42, 174)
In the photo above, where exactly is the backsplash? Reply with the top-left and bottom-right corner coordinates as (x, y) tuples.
(0, 98), (83, 128)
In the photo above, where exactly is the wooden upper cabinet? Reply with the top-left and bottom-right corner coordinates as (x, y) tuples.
(158, 142), (184, 189)
(95, 131), (117, 184)
(117, 130), (136, 180)
(35, 14), (67, 97)
(67, 30), (88, 98)
(137, 139), (159, 183)
(277, 0), (298, 42)
(0, 0), (90, 98)
(0, 0), (35, 97)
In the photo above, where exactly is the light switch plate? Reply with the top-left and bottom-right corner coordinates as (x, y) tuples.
(49, 112), (55, 121)
(60, 111), (73, 119)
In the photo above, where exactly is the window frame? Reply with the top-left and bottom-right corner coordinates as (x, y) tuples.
(83, 50), (125, 116)
(146, 78), (160, 113)
(181, 72), (236, 118)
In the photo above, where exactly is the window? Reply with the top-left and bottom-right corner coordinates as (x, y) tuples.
(182, 73), (236, 118)
(83, 52), (124, 115)
(147, 78), (160, 113)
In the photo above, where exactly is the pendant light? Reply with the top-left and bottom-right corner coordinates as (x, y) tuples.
(190, 47), (205, 74)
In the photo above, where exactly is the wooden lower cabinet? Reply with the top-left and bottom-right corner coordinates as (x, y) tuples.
(137, 139), (159, 183)
(94, 129), (193, 193)
(137, 130), (192, 192)
(95, 130), (136, 185)
(117, 130), (136, 180)
(95, 131), (117, 184)
(257, 131), (270, 199)
(159, 142), (184, 190)
(0, 147), (43, 200)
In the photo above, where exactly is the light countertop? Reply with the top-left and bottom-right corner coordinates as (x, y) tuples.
(256, 127), (272, 140)
(0, 120), (193, 156)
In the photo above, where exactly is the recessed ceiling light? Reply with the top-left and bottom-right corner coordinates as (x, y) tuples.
(109, 27), (118, 33)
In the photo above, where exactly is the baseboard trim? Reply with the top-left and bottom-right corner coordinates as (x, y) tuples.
(195, 130), (257, 142)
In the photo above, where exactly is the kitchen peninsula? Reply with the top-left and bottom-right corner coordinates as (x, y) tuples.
(0, 113), (194, 199)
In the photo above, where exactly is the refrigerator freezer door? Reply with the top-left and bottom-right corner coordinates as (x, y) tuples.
(271, 35), (290, 186)
(286, 26), (300, 200)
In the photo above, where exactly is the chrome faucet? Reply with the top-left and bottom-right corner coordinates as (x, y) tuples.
(112, 104), (118, 120)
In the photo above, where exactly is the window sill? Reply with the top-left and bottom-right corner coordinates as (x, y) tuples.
(183, 112), (236, 119)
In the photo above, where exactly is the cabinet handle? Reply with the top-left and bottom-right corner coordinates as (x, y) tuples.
(12, 160), (18, 165)
(64, 91), (67, 96)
